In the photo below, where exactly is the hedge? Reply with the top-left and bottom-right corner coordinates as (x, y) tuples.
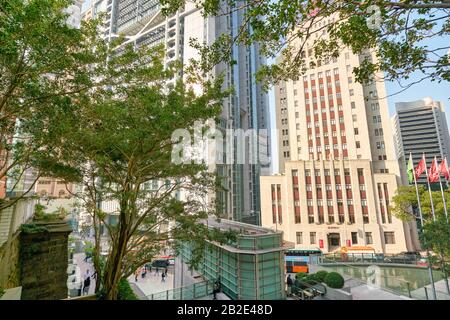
(324, 272), (345, 289)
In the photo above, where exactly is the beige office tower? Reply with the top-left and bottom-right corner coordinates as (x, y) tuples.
(261, 19), (420, 254)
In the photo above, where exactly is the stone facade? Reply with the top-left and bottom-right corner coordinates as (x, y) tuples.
(20, 220), (72, 300)
(0, 231), (21, 289)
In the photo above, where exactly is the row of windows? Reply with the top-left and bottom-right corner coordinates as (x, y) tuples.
(304, 199), (368, 206)
(295, 232), (393, 246)
(303, 168), (352, 176)
(295, 232), (394, 246)
(308, 131), (345, 138)
(305, 184), (366, 191)
(305, 105), (343, 115)
(305, 93), (342, 104)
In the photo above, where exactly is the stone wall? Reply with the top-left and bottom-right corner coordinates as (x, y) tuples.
(0, 231), (21, 289)
(20, 221), (72, 300)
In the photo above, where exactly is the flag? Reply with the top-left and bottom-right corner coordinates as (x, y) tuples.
(440, 158), (449, 180)
(428, 157), (440, 183)
(407, 154), (414, 184)
(415, 155), (426, 180)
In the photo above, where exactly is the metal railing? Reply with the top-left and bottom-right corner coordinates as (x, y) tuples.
(317, 256), (450, 300)
(321, 253), (423, 266)
(146, 280), (214, 300)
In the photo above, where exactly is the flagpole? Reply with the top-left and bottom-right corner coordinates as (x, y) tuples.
(437, 158), (450, 294)
(440, 158), (449, 223)
(424, 155), (436, 222)
(418, 153), (437, 300)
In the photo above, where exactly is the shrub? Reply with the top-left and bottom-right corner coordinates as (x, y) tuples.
(315, 270), (329, 282)
(295, 272), (307, 280)
(324, 272), (345, 289)
(117, 279), (138, 300)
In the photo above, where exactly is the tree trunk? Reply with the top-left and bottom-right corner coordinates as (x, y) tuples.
(103, 218), (129, 300)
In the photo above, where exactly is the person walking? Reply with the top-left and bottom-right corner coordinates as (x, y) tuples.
(82, 270), (91, 295)
(135, 268), (140, 282)
(161, 272), (166, 282)
(142, 266), (147, 279)
(155, 267), (159, 276)
(212, 277), (221, 300)
(286, 274), (293, 296)
(164, 267), (168, 276)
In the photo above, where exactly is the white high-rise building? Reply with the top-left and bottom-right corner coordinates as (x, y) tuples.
(260, 18), (420, 254)
(82, 1), (270, 224)
(392, 97), (450, 185)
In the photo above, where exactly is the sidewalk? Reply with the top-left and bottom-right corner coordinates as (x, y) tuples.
(411, 278), (450, 300)
(128, 269), (174, 298)
(73, 253), (96, 295)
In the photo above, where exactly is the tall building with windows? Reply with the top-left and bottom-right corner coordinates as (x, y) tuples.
(82, 1), (270, 224)
(261, 19), (419, 254)
(392, 97), (450, 185)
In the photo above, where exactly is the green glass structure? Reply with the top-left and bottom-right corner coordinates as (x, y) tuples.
(179, 218), (293, 300)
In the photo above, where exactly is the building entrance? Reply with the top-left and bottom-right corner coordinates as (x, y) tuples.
(327, 233), (341, 251)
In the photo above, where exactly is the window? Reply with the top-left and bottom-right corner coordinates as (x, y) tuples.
(352, 114), (357, 122)
(296, 232), (303, 244)
(348, 77), (353, 84)
(333, 68), (339, 75)
(356, 141), (361, 148)
(294, 89), (298, 96)
(366, 232), (373, 244)
(384, 232), (396, 244)
(349, 89), (354, 96)
(345, 52), (350, 60)
(354, 128), (359, 135)
(310, 232), (317, 244)
(351, 102), (356, 109)
(305, 169), (311, 176)
(351, 232), (358, 244)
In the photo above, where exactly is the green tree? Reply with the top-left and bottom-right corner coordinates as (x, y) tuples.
(2, 0), (235, 300)
(161, 0), (449, 90)
(0, 0), (113, 209)
(391, 185), (450, 293)
(48, 39), (234, 298)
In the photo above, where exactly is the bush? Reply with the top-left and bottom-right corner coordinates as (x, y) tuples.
(315, 270), (328, 282)
(295, 272), (307, 280)
(117, 279), (138, 300)
(324, 272), (345, 289)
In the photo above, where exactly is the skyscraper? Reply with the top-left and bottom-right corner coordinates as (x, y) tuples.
(260, 19), (419, 254)
(82, 1), (270, 223)
(392, 97), (450, 185)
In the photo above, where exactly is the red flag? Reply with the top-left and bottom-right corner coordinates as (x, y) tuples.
(415, 156), (426, 180)
(440, 158), (449, 180)
(428, 158), (440, 183)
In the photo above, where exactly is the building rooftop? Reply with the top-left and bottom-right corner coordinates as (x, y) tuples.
(205, 216), (280, 236)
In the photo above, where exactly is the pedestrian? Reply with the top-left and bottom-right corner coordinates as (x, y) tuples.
(155, 267), (159, 275)
(286, 274), (293, 296)
(142, 266), (146, 279)
(164, 267), (168, 276)
(161, 272), (166, 282)
(149, 265), (152, 274)
(212, 277), (221, 300)
(135, 268), (140, 282)
(83, 270), (91, 295)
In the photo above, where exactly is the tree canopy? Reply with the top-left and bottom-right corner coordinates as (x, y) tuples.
(161, 0), (450, 91)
